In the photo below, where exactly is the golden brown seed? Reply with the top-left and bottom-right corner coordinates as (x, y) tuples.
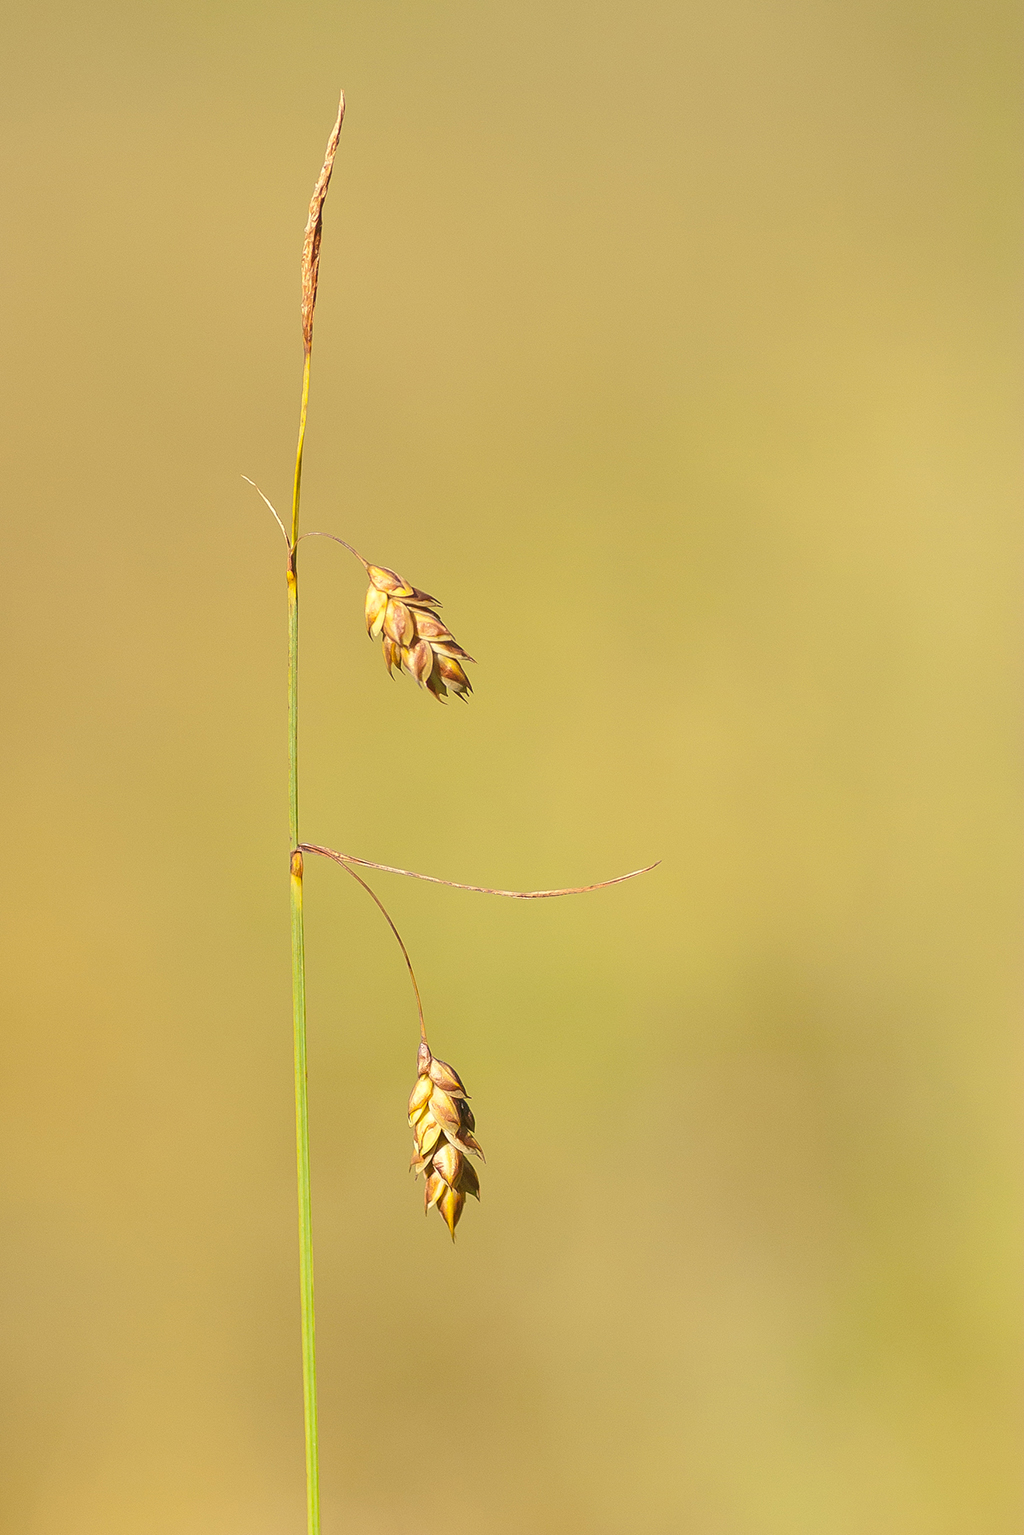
(428, 1087), (462, 1134)
(428, 1057), (465, 1094)
(408, 1075), (432, 1116)
(405, 639), (434, 685)
(433, 640), (475, 663)
(365, 586), (388, 638)
(418, 1119), (442, 1156)
(367, 564), (413, 596)
(411, 609), (451, 643)
(432, 1141), (462, 1186)
(438, 1185), (464, 1238)
(383, 599), (415, 646)
(436, 654), (471, 698)
(424, 1171), (444, 1211)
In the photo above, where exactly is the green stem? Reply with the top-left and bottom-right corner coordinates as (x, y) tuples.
(292, 354), (311, 550)
(289, 349), (320, 1535)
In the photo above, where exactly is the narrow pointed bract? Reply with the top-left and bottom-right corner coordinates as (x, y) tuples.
(362, 562), (475, 701)
(408, 1042), (483, 1237)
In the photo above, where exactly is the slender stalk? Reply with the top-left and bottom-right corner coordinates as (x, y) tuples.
(291, 355), (311, 549)
(287, 92), (343, 1535)
(330, 857), (429, 1044)
(289, 347), (320, 1535)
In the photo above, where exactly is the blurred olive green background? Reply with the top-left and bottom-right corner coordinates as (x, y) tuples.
(0, 1), (1019, 1531)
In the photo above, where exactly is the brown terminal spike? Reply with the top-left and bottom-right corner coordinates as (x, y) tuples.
(300, 92), (346, 356)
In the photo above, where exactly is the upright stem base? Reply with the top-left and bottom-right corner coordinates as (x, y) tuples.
(290, 843), (319, 1535)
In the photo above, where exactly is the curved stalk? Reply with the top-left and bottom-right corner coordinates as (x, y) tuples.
(300, 530), (370, 567)
(330, 858), (429, 1044)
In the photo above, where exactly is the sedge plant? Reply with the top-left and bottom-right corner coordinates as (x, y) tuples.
(246, 92), (656, 1535)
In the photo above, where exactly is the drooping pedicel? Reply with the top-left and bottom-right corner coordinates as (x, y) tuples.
(408, 1042), (483, 1237)
(363, 563), (475, 701)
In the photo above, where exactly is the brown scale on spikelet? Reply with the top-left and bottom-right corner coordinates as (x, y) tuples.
(363, 563), (474, 701)
(408, 1041), (483, 1237)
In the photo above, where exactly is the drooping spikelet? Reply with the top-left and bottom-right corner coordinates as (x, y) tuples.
(363, 562), (474, 701)
(408, 1041), (483, 1237)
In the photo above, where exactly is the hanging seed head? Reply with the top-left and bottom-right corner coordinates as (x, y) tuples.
(363, 562), (475, 701)
(408, 1041), (483, 1238)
